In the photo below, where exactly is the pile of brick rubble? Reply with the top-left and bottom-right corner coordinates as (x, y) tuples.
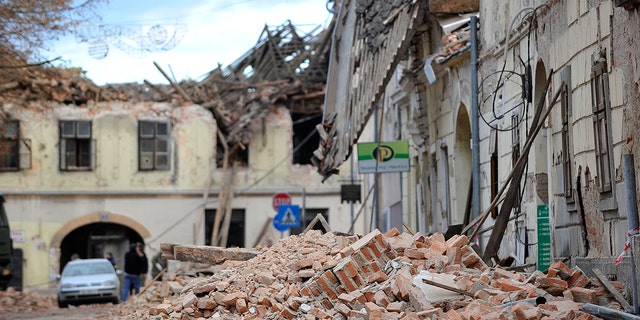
(119, 228), (632, 319)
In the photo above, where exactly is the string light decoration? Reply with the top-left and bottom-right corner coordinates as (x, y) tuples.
(75, 23), (187, 59)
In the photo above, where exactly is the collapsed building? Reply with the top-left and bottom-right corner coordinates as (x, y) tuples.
(0, 15), (358, 292)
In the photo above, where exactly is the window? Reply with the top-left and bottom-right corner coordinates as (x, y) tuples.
(560, 66), (574, 202)
(0, 121), (19, 171)
(59, 120), (93, 171)
(490, 129), (499, 218)
(292, 113), (321, 165)
(139, 121), (170, 171)
(591, 52), (612, 194)
(511, 113), (521, 213)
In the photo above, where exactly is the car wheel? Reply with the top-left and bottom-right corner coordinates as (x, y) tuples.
(57, 299), (68, 308)
(111, 297), (119, 305)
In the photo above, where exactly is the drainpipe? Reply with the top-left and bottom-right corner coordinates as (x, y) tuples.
(622, 153), (639, 314)
(470, 16), (480, 220)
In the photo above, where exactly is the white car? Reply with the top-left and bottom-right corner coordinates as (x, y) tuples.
(57, 258), (121, 308)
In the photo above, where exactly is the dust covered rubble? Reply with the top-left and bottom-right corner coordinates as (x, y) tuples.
(120, 228), (628, 319)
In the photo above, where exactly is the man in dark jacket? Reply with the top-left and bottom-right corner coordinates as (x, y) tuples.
(121, 242), (148, 302)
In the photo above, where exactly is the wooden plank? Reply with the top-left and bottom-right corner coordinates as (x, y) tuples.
(592, 268), (633, 311)
(303, 213), (332, 233)
(168, 244), (260, 264)
(422, 278), (474, 297)
(160, 243), (176, 260)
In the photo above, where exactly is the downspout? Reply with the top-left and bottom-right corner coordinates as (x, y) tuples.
(470, 16), (480, 220)
(622, 154), (639, 314)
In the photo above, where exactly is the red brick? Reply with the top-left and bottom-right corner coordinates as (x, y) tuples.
(309, 308), (331, 319)
(334, 269), (359, 292)
(316, 274), (339, 299)
(445, 309), (463, 320)
(549, 260), (571, 273)
(446, 234), (468, 248)
(426, 233), (447, 255)
(386, 301), (406, 312)
(384, 227), (401, 237)
(299, 285), (312, 297)
(373, 290), (390, 307)
(236, 298), (249, 314)
(338, 292), (358, 304)
(344, 259), (360, 278)
(535, 277), (568, 296)
(346, 229), (382, 255)
(569, 287), (598, 304)
(404, 248), (424, 259)
(394, 273), (412, 301)
(279, 306), (296, 319)
(493, 278), (525, 292)
(367, 241), (384, 259)
(447, 246), (462, 265)
(320, 298), (334, 309)
(335, 303), (351, 316)
(367, 270), (389, 283)
(416, 308), (445, 319)
(364, 301), (385, 313)
(512, 302), (541, 320)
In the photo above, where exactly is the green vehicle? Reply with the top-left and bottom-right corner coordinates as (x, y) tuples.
(0, 193), (12, 290)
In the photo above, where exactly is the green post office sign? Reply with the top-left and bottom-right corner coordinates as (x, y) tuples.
(357, 141), (410, 174)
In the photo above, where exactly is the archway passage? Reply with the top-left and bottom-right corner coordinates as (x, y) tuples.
(60, 222), (143, 272)
(454, 104), (472, 226)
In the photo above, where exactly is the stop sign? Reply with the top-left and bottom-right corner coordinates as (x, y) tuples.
(272, 192), (292, 211)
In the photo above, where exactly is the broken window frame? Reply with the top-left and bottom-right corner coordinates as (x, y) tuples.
(590, 52), (613, 195)
(59, 120), (94, 171)
(138, 120), (171, 171)
(0, 120), (20, 171)
(560, 66), (574, 203)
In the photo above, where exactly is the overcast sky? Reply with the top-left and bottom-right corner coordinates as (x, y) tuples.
(45, 0), (333, 85)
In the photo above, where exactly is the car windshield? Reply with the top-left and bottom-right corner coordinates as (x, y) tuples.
(64, 262), (113, 276)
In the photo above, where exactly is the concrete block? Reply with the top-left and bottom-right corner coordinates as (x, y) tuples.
(412, 270), (464, 304)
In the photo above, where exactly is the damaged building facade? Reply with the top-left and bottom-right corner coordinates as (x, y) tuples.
(314, 0), (640, 300)
(0, 18), (361, 290)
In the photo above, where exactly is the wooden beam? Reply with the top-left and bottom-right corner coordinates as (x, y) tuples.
(153, 61), (193, 103)
(481, 79), (562, 262)
(421, 278), (474, 297)
(161, 243), (260, 264)
(252, 217), (274, 247)
(592, 268), (633, 311)
(304, 213), (332, 233)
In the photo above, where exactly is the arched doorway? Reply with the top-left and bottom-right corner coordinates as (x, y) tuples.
(52, 212), (150, 272)
(454, 104), (472, 226)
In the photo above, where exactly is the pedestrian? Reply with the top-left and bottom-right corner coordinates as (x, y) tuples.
(105, 252), (118, 270)
(121, 242), (147, 302)
(151, 251), (167, 281)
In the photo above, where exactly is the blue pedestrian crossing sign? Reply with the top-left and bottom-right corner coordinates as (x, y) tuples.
(273, 205), (300, 231)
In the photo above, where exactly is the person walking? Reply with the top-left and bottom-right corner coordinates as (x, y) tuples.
(121, 242), (147, 302)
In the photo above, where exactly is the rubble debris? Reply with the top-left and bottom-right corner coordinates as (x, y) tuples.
(112, 228), (637, 319)
(0, 228), (635, 319)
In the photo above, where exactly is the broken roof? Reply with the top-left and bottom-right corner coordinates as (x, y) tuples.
(0, 19), (334, 158)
